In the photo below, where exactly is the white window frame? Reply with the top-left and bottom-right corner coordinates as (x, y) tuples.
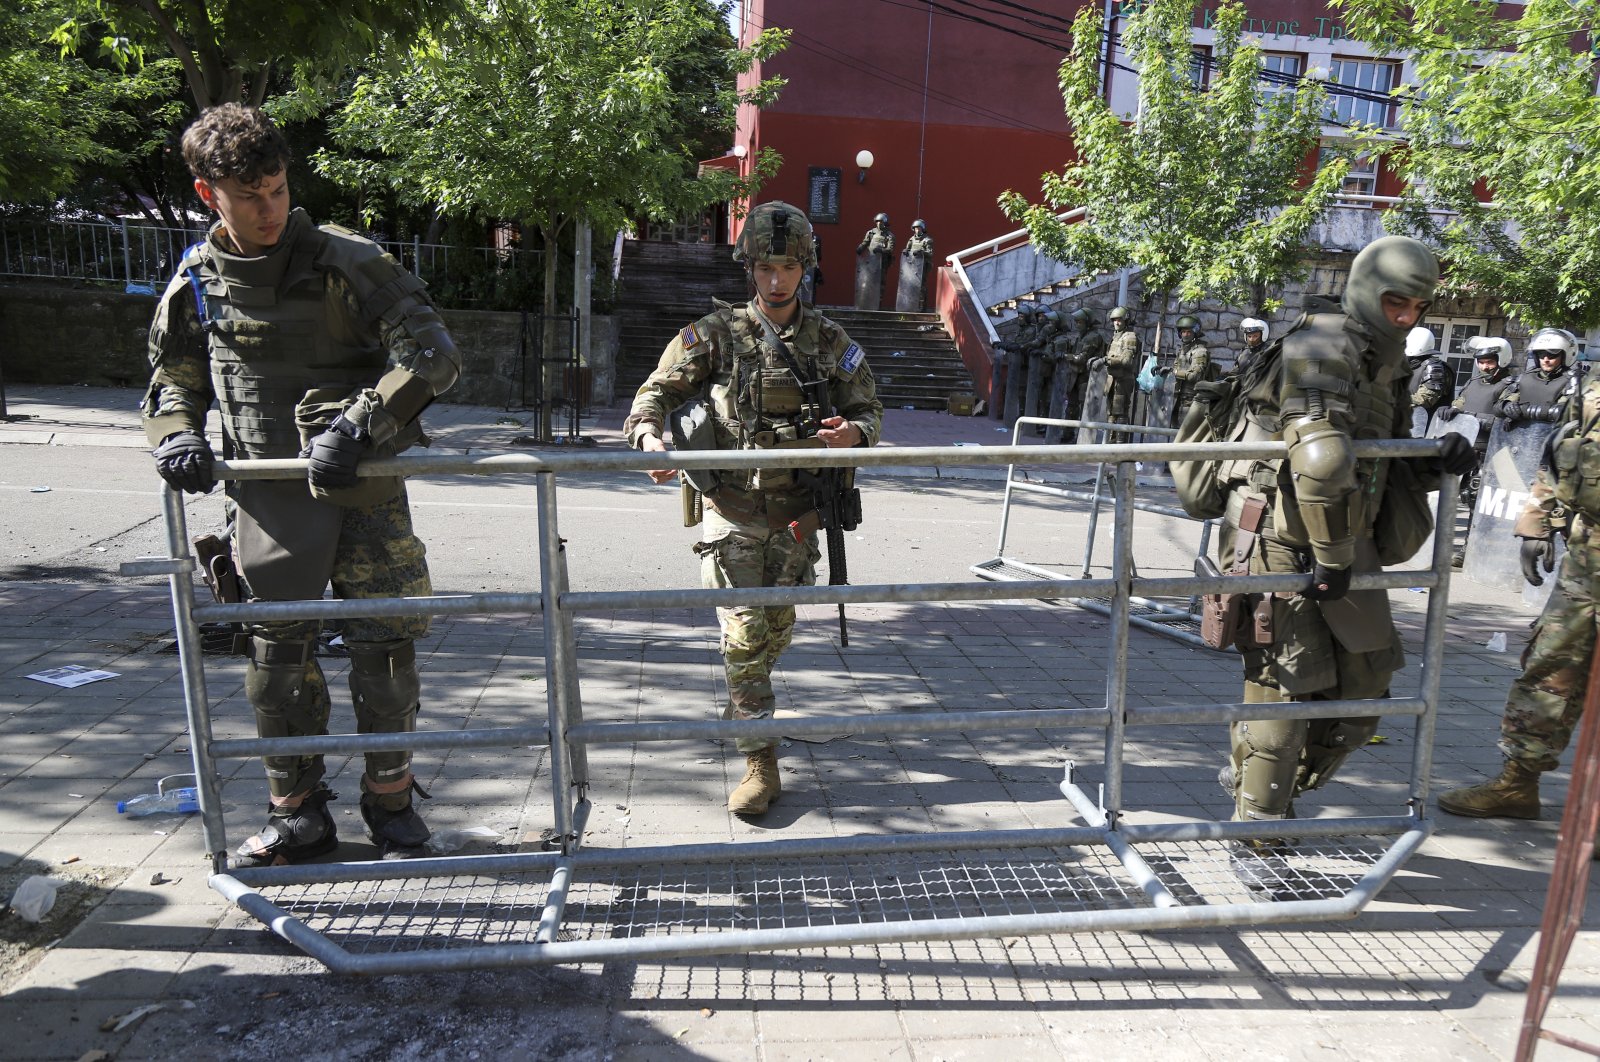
(1326, 58), (1400, 128)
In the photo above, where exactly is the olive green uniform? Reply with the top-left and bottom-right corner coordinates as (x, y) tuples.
(143, 208), (460, 807)
(625, 302), (883, 753)
(1105, 326), (1140, 430)
(1173, 336), (1211, 425)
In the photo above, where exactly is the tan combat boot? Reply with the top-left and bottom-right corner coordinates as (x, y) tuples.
(1437, 760), (1541, 819)
(728, 748), (780, 815)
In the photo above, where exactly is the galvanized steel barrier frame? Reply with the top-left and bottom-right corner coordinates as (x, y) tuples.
(976, 415), (1217, 647)
(126, 437), (1457, 974)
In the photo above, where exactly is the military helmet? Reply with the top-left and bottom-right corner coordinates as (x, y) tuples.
(733, 201), (817, 271)
(1071, 307), (1094, 325)
(912, 219), (927, 231)
(874, 212), (890, 224)
(1465, 336), (1510, 363)
(1405, 326), (1437, 358)
(1341, 235), (1439, 343)
(1044, 311), (1062, 326)
(1240, 316), (1268, 340)
(1527, 327), (1578, 360)
(1107, 305), (1132, 322)
(1017, 303), (1037, 319)
(1175, 314), (1200, 333)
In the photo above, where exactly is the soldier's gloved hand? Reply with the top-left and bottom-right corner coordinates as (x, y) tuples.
(1503, 403), (1525, 420)
(152, 430), (216, 494)
(1437, 406), (1459, 422)
(1519, 537), (1556, 587)
(303, 415), (369, 490)
(1432, 433), (1477, 476)
(1304, 563), (1352, 602)
(1089, 357), (1106, 372)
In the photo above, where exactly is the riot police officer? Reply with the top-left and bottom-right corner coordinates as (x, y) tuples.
(1500, 328), (1580, 427)
(1406, 326), (1455, 432)
(855, 213), (894, 310)
(1068, 307), (1104, 422)
(1235, 317), (1269, 375)
(1172, 315), (1211, 426)
(1180, 236), (1474, 892)
(144, 104), (462, 865)
(626, 202), (884, 816)
(897, 220), (933, 312)
(1092, 305), (1140, 440)
(1438, 336), (1514, 566)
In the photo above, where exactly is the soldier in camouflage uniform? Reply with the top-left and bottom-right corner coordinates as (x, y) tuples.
(143, 105), (461, 865)
(626, 202), (884, 816)
(1171, 315), (1211, 427)
(1185, 236), (1474, 891)
(1439, 330), (1600, 846)
(1091, 305), (1141, 440)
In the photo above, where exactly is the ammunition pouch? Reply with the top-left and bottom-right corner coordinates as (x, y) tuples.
(1201, 494), (1274, 652)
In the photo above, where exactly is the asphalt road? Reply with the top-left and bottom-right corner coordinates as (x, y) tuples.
(0, 445), (1209, 595)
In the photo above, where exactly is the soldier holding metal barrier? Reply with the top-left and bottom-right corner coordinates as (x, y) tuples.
(143, 104), (462, 866)
(625, 202), (883, 818)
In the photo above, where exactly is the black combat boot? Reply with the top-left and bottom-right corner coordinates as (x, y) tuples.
(360, 777), (432, 860)
(232, 784), (338, 869)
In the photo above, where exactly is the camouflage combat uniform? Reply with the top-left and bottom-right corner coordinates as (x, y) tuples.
(624, 302), (883, 753)
(1104, 324), (1141, 432)
(1173, 334), (1212, 426)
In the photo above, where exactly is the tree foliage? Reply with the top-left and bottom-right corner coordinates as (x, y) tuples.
(49, 0), (466, 109)
(1, 2), (184, 208)
(1337, 0), (1600, 329)
(1000, 0), (1346, 309)
(314, 0), (785, 238)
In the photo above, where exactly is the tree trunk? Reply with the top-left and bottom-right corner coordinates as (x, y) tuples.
(539, 218), (562, 442)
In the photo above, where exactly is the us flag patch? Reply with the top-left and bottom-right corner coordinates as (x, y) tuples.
(680, 324), (702, 348)
(840, 343), (865, 374)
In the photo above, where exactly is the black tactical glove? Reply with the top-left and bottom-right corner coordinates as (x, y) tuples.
(1304, 563), (1352, 602)
(152, 430), (216, 494)
(1433, 432), (1477, 476)
(1089, 357), (1107, 372)
(1519, 536), (1556, 587)
(304, 415), (370, 491)
(1502, 403), (1525, 420)
(1437, 406), (1459, 422)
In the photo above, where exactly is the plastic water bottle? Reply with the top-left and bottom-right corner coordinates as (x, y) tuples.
(117, 787), (201, 817)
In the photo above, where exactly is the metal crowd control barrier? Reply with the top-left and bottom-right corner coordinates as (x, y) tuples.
(123, 437), (1457, 975)
(973, 416), (1216, 648)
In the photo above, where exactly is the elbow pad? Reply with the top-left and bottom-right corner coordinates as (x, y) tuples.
(393, 306), (462, 395)
(1284, 416), (1356, 567)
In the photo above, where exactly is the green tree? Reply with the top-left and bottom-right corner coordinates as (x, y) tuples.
(1337, 0), (1600, 329)
(49, 0), (465, 109)
(0, 2), (182, 207)
(1000, 0), (1346, 334)
(316, 0), (786, 437)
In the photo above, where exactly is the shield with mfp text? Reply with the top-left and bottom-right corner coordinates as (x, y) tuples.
(1461, 417), (1563, 610)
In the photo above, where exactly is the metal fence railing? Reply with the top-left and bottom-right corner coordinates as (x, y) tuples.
(0, 217), (541, 295)
(121, 436), (1458, 974)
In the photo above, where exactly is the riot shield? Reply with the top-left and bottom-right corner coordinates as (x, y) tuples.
(1410, 405), (1431, 438)
(1024, 349), (1047, 426)
(1003, 346), (1025, 425)
(1409, 412), (1482, 565)
(1077, 362), (1110, 444)
(1139, 371), (1176, 445)
(895, 255), (926, 311)
(854, 254), (885, 311)
(1462, 417), (1562, 610)
(1043, 362), (1078, 445)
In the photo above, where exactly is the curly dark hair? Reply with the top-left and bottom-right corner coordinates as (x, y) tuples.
(181, 103), (292, 185)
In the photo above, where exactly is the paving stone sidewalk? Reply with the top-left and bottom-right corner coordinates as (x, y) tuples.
(0, 385), (1596, 1061)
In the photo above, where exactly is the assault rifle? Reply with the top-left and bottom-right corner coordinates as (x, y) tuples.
(790, 379), (863, 647)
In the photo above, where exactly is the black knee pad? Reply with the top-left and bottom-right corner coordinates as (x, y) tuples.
(346, 640), (421, 728)
(244, 635), (327, 795)
(1299, 716), (1380, 792)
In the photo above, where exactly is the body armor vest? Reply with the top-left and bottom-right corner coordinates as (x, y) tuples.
(1175, 341), (1209, 384)
(1459, 370), (1511, 416)
(696, 304), (842, 497)
(1510, 366), (1577, 410)
(171, 210), (417, 460)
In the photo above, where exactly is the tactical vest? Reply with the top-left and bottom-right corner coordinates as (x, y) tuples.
(1510, 366), (1576, 410)
(1176, 341), (1209, 383)
(694, 303), (844, 499)
(1458, 370), (1511, 416)
(165, 209), (421, 460)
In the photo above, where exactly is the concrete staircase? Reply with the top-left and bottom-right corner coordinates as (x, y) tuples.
(819, 307), (969, 411)
(613, 240), (971, 410)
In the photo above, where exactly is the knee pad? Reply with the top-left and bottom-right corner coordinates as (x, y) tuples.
(244, 635), (328, 796)
(1297, 716), (1379, 792)
(347, 640), (421, 788)
(1233, 716), (1309, 819)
